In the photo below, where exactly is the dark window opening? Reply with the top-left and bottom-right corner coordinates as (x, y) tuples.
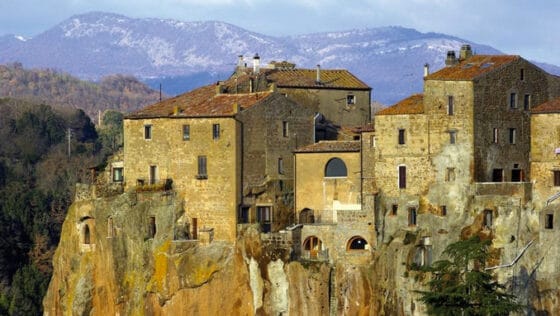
(212, 124), (220, 139)
(545, 214), (554, 229)
(183, 125), (190, 140)
(510, 93), (517, 109)
(449, 131), (456, 144)
(149, 165), (157, 185)
(391, 204), (398, 216)
(448, 95), (454, 115)
(282, 121), (289, 137)
(278, 158), (284, 174)
(524, 94), (531, 110)
(408, 208), (417, 226)
(414, 245), (433, 267)
(148, 216), (156, 238)
(299, 208), (315, 224)
(192, 218), (198, 240)
(493, 128), (499, 143)
(83, 224), (91, 244)
(238, 207), (250, 224)
(509, 128), (516, 144)
(398, 129), (406, 145)
(553, 170), (560, 186)
(492, 169), (503, 182)
(197, 156), (207, 179)
(347, 236), (367, 250)
(257, 206), (271, 233)
(512, 169), (523, 182)
(144, 124), (152, 140)
(399, 166), (407, 189)
(446, 167), (456, 182)
(520, 68), (524, 81)
(483, 210), (493, 229)
(347, 95), (356, 105)
(325, 158), (347, 177)
(441, 205), (447, 216)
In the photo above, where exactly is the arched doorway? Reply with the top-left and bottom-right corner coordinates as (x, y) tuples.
(303, 236), (322, 259)
(299, 208), (315, 224)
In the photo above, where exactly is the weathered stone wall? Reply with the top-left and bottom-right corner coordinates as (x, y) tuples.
(123, 117), (241, 242)
(277, 87), (371, 127)
(531, 112), (560, 209)
(294, 151), (361, 221)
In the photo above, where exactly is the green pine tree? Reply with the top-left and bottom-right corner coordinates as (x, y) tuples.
(417, 236), (523, 316)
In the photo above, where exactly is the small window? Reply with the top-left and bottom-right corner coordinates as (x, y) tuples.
(483, 210), (493, 229)
(545, 214), (554, 229)
(398, 165), (407, 189)
(282, 121), (289, 137)
(238, 207), (250, 224)
(83, 224), (91, 244)
(524, 94), (531, 111)
(197, 156), (207, 179)
(520, 68), (525, 81)
(347, 95), (356, 105)
(347, 236), (368, 250)
(148, 216), (156, 238)
(408, 207), (417, 226)
(554, 170), (560, 186)
(509, 93), (517, 109)
(278, 157), (284, 175)
(183, 125), (190, 140)
(112, 167), (123, 182)
(107, 217), (115, 238)
(446, 168), (456, 182)
(493, 128), (499, 144)
(448, 95), (454, 115)
(149, 165), (157, 185)
(509, 128), (516, 144)
(257, 206), (271, 233)
(144, 124), (152, 140)
(325, 158), (347, 177)
(449, 130), (457, 144)
(391, 204), (398, 216)
(212, 124), (220, 139)
(441, 205), (447, 216)
(398, 129), (406, 145)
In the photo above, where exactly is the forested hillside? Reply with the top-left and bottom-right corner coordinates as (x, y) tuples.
(0, 98), (120, 315)
(0, 63), (162, 118)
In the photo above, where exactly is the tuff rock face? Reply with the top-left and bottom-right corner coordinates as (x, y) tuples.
(44, 182), (560, 315)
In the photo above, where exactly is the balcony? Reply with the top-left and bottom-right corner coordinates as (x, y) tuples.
(475, 182), (531, 202)
(135, 178), (173, 192)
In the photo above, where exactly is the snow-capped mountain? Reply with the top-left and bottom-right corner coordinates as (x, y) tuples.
(1, 12), (557, 105)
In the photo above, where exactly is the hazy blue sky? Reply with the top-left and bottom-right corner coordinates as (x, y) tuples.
(1, 0), (559, 65)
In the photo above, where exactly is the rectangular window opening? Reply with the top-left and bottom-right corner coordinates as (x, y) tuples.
(408, 207), (417, 227)
(545, 214), (554, 229)
(278, 157), (284, 175)
(524, 94), (531, 111)
(449, 130), (456, 144)
(347, 95), (356, 105)
(212, 124), (220, 140)
(197, 156), (208, 179)
(391, 204), (398, 216)
(441, 205), (447, 216)
(483, 210), (493, 229)
(257, 206), (272, 233)
(149, 165), (157, 185)
(182, 125), (190, 140)
(144, 124), (152, 140)
(446, 168), (456, 182)
(493, 128), (499, 144)
(509, 93), (517, 109)
(554, 170), (560, 186)
(112, 167), (124, 182)
(448, 95), (454, 115)
(398, 129), (406, 145)
(398, 165), (407, 189)
(509, 128), (517, 144)
(282, 121), (289, 137)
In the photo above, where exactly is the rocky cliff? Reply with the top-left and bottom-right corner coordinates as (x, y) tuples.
(43, 181), (560, 315)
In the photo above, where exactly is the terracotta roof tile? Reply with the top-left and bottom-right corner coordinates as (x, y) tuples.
(295, 140), (360, 153)
(266, 68), (370, 90)
(425, 55), (519, 81)
(376, 94), (424, 115)
(532, 97), (560, 114)
(126, 84), (273, 118)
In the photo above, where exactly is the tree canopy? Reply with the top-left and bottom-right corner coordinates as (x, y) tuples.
(417, 236), (523, 316)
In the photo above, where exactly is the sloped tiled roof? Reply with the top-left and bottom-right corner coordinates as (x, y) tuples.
(266, 68), (370, 90)
(532, 97), (560, 114)
(295, 140), (360, 153)
(425, 55), (520, 81)
(376, 94), (424, 115)
(126, 83), (273, 118)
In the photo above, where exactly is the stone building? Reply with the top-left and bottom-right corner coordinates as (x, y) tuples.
(294, 140), (374, 263)
(232, 55), (372, 128)
(123, 84), (314, 242)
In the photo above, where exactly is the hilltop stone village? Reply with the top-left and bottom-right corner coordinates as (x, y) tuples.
(44, 46), (560, 315)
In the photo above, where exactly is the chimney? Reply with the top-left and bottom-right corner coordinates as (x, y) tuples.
(253, 53), (260, 74)
(423, 63), (430, 77)
(460, 44), (473, 60)
(316, 64), (321, 84)
(237, 55), (244, 68)
(445, 51), (458, 67)
(216, 81), (224, 94)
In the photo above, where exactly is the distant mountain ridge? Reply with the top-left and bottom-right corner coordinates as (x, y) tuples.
(1, 11), (559, 105)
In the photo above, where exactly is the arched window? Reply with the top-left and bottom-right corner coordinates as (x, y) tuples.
(347, 236), (368, 250)
(83, 224), (91, 245)
(325, 158), (347, 177)
(303, 236), (322, 251)
(299, 208), (315, 224)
